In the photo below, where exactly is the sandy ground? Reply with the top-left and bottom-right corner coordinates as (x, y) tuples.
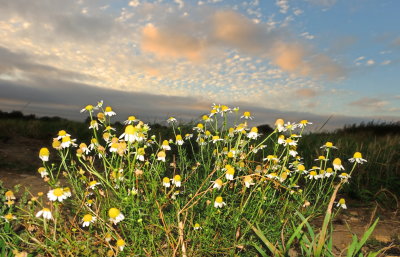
(1, 136), (399, 256)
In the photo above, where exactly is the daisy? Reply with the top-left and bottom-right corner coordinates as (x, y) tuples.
(339, 172), (351, 181)
(2, 213), (16, 222)
(47, 188), (67, 202)
(263, 155), (279, 163)
(157, 151), (166, 162)
(109, 142), (119, 153)
(348, 152), (367, 164)
(243, 176), (255, 188)
(241, 111), (253, 120)
(315, 156), (327, 162)
(5, 190), (16, 201)
(88, 180), (100, 189)
(52, 139), (62, 150)
(320, 142), (338, 150)
(55, 130), (70, 140)
(325, 168), (335, 178)
(161, 140), (171, 150)
(175, 135), (184, 145)
(116, 239), (125, 251)
(136, 148), (145, 161)
(284, 138), (297, 147)
(306, 171), (319, 180)
(167, 117), (177, 124)
(202, 115), (212, 122)
(39, 147), (50, 162)
(104, 106), (116, 116)
(172, 175), (182, 187)
(332, 158), (345, 171)
(255, 165), (262, 173)
(278, 135), (285, 145)
(108, 208), (125, 225)
(185, 134), (193, 140)
(119, 125), (137, 143)
(193, 123), (204, 132)
(82, 214), (97, 227)
(36, 208), (52, 220)
(61, 136), (77, 148)
(214, 196), (226, 208)
(194, 223), (202, 230)
(275, 119), (285, 132)
(89, 120), (99, 130)
(266, 172), (278, 180)
(212, 135), (223, 143)
(124, 116), (137, 125)
(37, 167), (48, 178)
(225, 167), (235, 180)
(105, 233), (112, 242)
(79, 143), (90, 155)
(298, 120), (312, 128)
(247, 127), (259, 139)
(63, 187), (72, 198)
(88, 138), (99, 150)
(336, 198), (347, 209)
(162, 177), (171, 188)
(80, 104), (94, 113)
(212, 179), (223, 190)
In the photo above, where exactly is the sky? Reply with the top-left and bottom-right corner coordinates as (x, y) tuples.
(0, 0), (399, 130)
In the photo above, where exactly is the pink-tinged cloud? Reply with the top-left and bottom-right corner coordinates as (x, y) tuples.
(140, 10), (345, 79)
(294, 88), (319, 98)
(349, 97), (389, 110)
(141, 23), (206, 62)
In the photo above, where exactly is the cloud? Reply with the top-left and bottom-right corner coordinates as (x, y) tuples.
(141, 23), (207, 62)
(294, 88), (319, 98)
(306, 0), (337, 7)
(141, 10), (345, 79)
(349, 97), (389, 110)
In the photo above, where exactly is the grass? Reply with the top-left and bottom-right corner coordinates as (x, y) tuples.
(0, 106), (398, 256)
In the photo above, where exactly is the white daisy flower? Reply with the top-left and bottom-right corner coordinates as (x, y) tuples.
(108, 208), (124, 225)
(47, 188), (67, 202)
(36, 207), (53, 220)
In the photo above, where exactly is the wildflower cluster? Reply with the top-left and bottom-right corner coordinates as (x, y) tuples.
(2, 102), (367, 256)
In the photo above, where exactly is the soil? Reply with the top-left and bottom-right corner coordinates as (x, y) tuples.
(1, 136), (399, 256)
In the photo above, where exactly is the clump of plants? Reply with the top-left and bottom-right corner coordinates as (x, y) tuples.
(1, 101), (379, 256)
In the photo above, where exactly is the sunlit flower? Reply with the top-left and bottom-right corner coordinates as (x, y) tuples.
(266, 172), (278, 180)
(124, 116), (137, 125)
(247, 127), (259, 139)
(82, 214), (97, 227)
(320, 141), (338, 150)
(325, 168), (335, 178)
(157, 151), (166, 162)
(263, 155), (279, 162)
(52, 139), (62, 150)
(108, 208), (125, 225)
(315, 155), (327, 161)
(284, 122), (296, 131)
(289, 148), (298, 157)
(163, 177), (171, 188)
(5, 200), (14, 207)
(63, 187), (72, 198)
(202, 115), (212, 122)
(172, 175), (182, 187)
(284, 138), (297, 146)
(255, 165), (262, 173)
(47, 188), (67, 202)
(61, 136), (77, 148)
(175, 135), (184, 145)
(241, 111), (253, 120)
(212, 135), (223, 143)
(161, 140), (171, 150)
(116, 239), (125, 251)
(185, 134), (193, 140)
(97, 112), (105, 123)
(339, 172), (351, 182)
(105, 233), (112, 242)
(136, 148), (145, 161)
(80, 104), (94, 113)
(5, 190), (16, 201)
(37, 167), (48, 178)
(298, 120), (312, 128)
(86, 199), (94, 207)
(104, 106), (116, 116)
(212, 179), (223, 190)
(36, 208), (52, 220)
(119, 125), (137, 143)
(194, 223), (202, 230)
(225, 167), (235, 180)
(193, 123), (204, 132)
(336, 198), (347, 209)
(214, 196), (226, 208)
(2, 213), (16, 222)
(55, 130), (70, 140)
(243, 176), (255, 188)
(348, 152), (367, 164)
(332, 158), (345, 171)
(275, 119), (285, 132)
(88, 180), (100, 189)
(306, 171), (319, 180)
(39, 147), (50, 162)
(278, 135), (285, 145)
(89, 120), (99, 130)
(167, 117), (177, 123)
(79, 143), (90, 155)
(295, 164), (307, 174)
(197, 137), (206, 146)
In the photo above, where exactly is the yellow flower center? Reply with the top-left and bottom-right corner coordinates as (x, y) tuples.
(62, 136), (71, 143)
(212, 135), (220, 140)
(244, 111), (251, 117)
(318, 156), (325, 160)
(174, 175), (181, 181)
(38, 167), (46, 173)
(5, 191), (14, 198)
(333, 158), (342, 165)
(83, 214), (93, 222)
(85, 105), (94, 111)
(325, 142), (333, 147)
(275, 119), (284, 126)
(176, 135), (183, 141)
(89, 181), (98, 187)
(53, 188), (63, 197)
(309, 171), (317, 176)
(52, 140), (61, 148)
(158, 151), (166, 158)
(250, 127), (258, 133)
(202, 115), (209, 121)
(163, 177), (170, 184)
(97, 112), (105, 119)
(215, 196), (223, 203)
(339, 198), (346, 204)
(300, 120), (308, 124)
(42, 208), (50, 212)
(162, 140), (169, 146)
(108, 208), (120, 218)
(128, 116), (136, 121)
(125, 125), (135, 135)
(116, 239), (125, 247)
(226, 167), (235, 175)
(297, 164), (305, 171)
(215, 179), (223, 186)
(105, 106), (112, 112)
(39, 148), (49, 156)
(354, 152), (362, 158)
(58, 130), (67, 136)
(4, 213), (14, 220)
(197, 123), (203, 129)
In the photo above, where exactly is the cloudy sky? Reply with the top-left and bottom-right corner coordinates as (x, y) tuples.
(0, 0), (399, 130)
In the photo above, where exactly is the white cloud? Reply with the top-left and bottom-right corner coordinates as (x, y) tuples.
(129, 0), (140, 7)
(276, 0), (289, 14)
(381, 60), (391, 65)
(366, 59), (375, 66)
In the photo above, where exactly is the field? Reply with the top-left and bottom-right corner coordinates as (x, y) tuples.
(0, 107), (399, 256)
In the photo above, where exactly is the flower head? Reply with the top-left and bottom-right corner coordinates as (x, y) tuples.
(332, 158), (345, 171)
(157, 151), (166, 162)
(116, 239), (125, 251)
(172, 175), (182, 187)
(241, 111), (253, 119)
(2, 213), (16, 222)
(108, 208), (124, 225)
(214, 196), (226, 208)
(336, 198), (347, 209)
(5, 190), (16, 201)
(162, 177), (171, 188)
(212, 179), (223, 190)
(47, 188), (67, 202)
(104, 106), (116, 116)
(82, 214), (97, 227)
(243, 176), (255, 188)
(348, 152), (367, 164)
(39, 147), (50, 162)
(36, 208), (52, 220)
